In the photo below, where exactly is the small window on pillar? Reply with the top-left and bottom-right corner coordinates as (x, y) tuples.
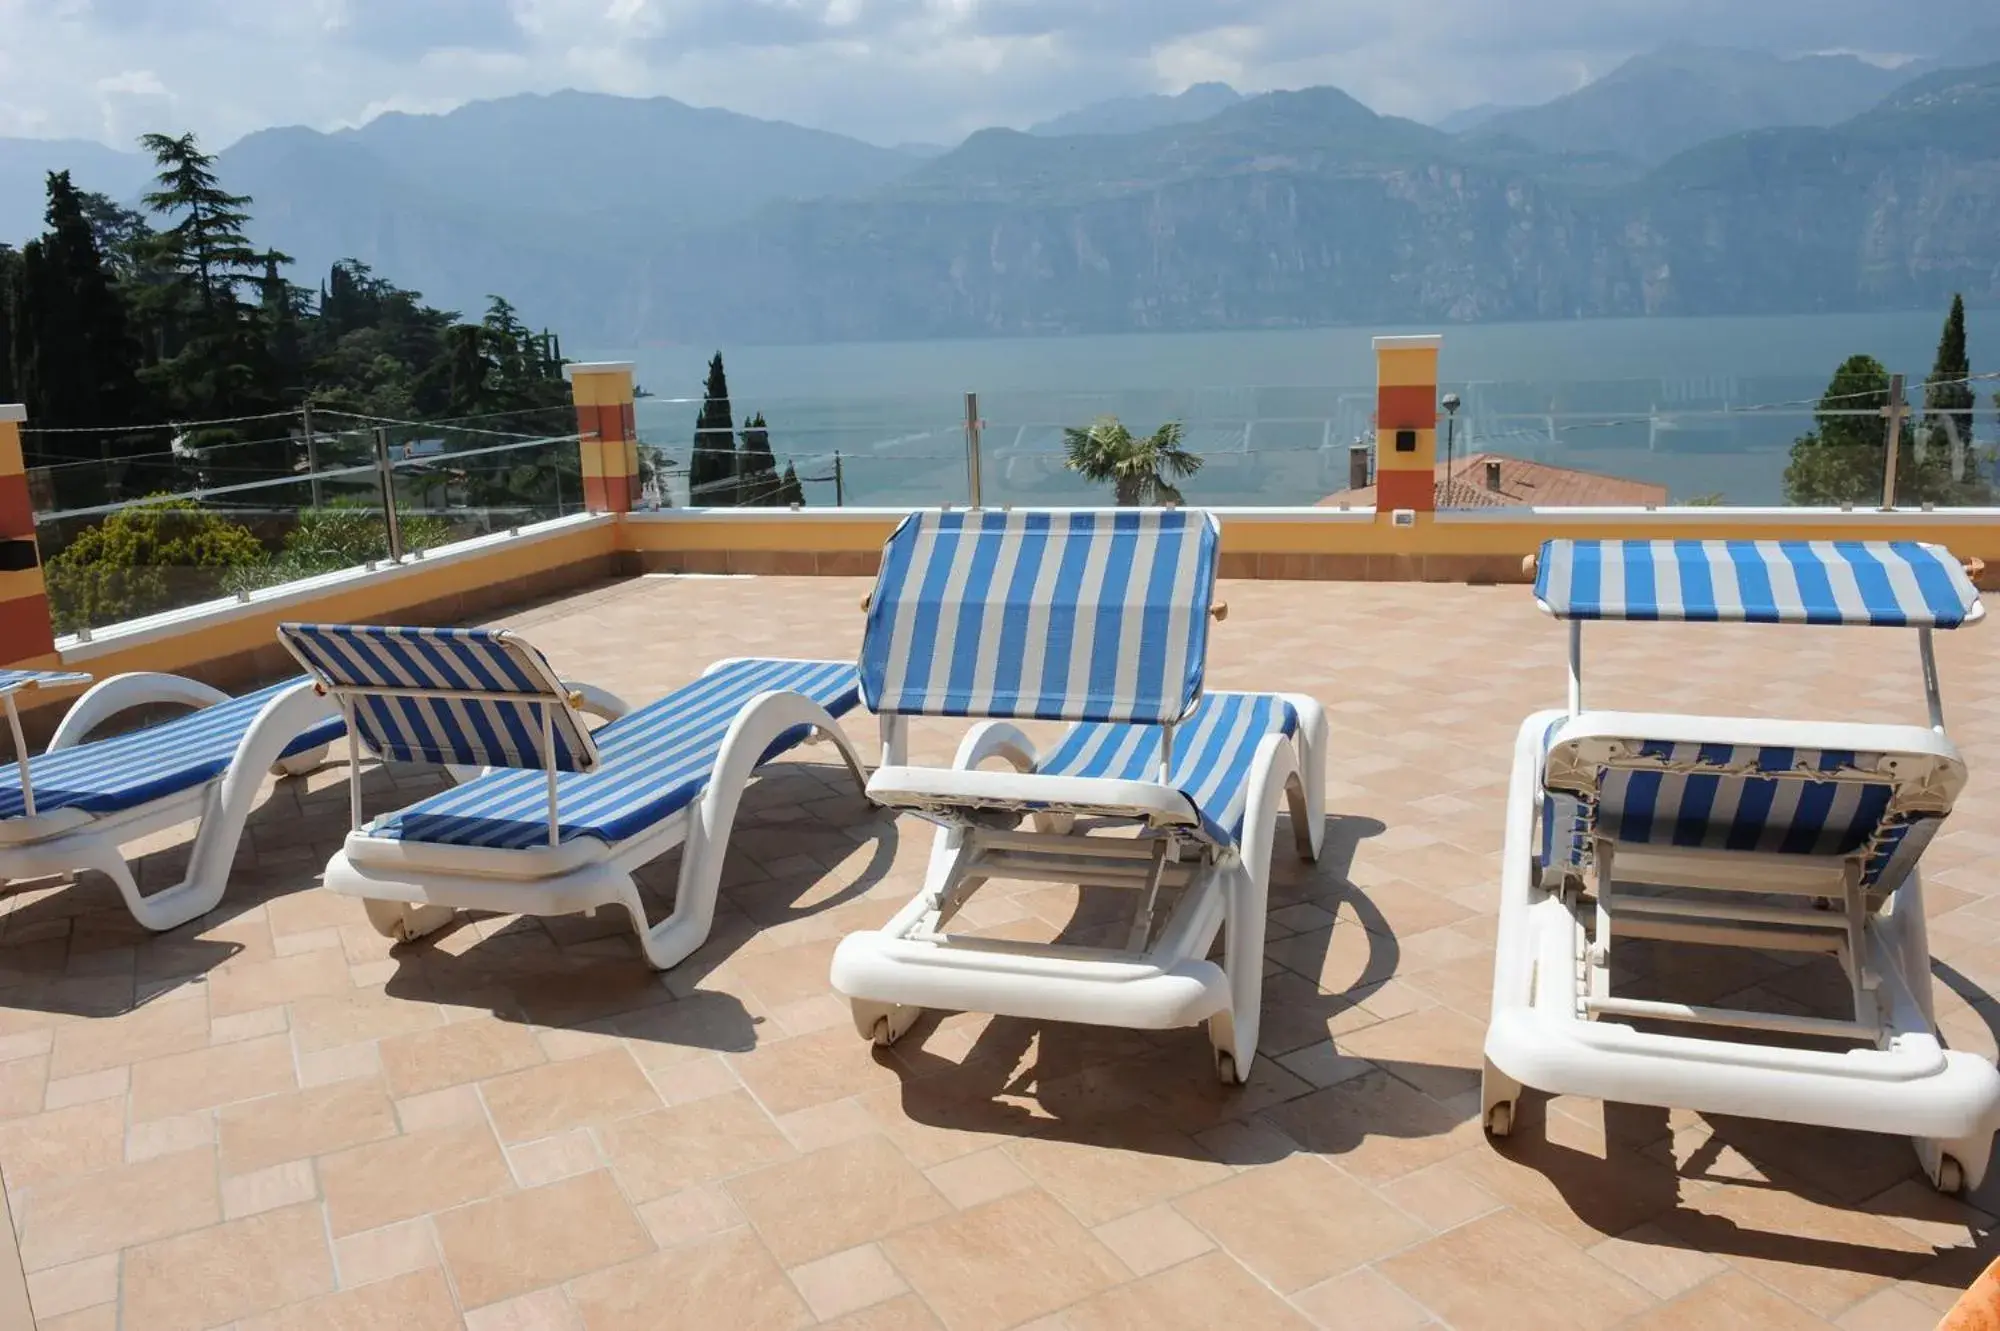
(1395, 430), (1417, 452)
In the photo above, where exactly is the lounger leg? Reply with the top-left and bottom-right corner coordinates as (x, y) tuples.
(1209, 733), (1301, 1084)
(1285, 695), (1329, 862)
(631, 690), (869, 971)
(363, 898), (457, 943)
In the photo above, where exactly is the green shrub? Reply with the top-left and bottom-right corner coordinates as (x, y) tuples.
(227, 501), (461, 595)
(45, 498), (268, 633)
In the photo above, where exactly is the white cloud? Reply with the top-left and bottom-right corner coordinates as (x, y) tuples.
(0, 0), (1988, 150)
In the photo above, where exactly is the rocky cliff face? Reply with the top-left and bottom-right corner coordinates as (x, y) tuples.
(628, 67), (2000, 343)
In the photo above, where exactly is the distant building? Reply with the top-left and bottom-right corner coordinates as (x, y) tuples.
(1320, 451), (1669, 509)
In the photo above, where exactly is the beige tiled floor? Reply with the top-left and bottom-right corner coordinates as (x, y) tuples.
(5, 571), (2000, 1328)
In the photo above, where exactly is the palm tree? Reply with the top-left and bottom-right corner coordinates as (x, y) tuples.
(1062, 416), (1203, 506)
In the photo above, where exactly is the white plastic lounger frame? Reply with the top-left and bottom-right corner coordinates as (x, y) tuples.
(1483, 538), (2000, 1193)
(278, 623), (871, 970)
(830, 509), (1326, 1084)
(0, 669), (341, 930)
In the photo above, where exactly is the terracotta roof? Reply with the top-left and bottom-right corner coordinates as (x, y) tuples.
(1319, 451), (1670, 509)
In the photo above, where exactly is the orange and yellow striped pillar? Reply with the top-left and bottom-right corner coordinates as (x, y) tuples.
(0, 406), (56, 666)
(1372, 334), (1442, 516)
(563, 362), (640, 513)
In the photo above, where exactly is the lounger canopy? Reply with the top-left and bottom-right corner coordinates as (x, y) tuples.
(1533, 539), (1981, 627)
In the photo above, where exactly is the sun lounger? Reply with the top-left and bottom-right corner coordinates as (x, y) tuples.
(1483, 538), (2000, 1192)
(277, 622), (871, 969)
(0, 667), (342, 930)
(829, 509), (1325, 1083)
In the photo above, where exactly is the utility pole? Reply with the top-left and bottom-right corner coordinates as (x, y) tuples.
(1881, 372), (1907, 510)
(834, 451), (844, 508)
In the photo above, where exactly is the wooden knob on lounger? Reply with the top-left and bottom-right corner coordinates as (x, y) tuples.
(1210, 602), (1228, 622)
(1966, 557), (1986, 583)
(860, 592), (872, 612)
(1521, 553), (1539, 580)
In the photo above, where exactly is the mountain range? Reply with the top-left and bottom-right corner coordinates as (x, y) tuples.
(4, 43), (1999, 343)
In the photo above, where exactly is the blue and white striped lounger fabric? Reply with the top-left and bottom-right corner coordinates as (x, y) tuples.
(0, 679), (342, 822)
(279, 623), (598, 772)
(861, 508), (1220, 725)
(1037, 692), (1300, 846)
(1534, 539), (1980, 627)
(1539, 737), (1939, 893)
(363, 659), (860, 850)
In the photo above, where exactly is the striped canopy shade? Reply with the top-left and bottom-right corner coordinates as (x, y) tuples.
(1535, 539), (1981, 628)
(278, 624), (600, 773)
(0, 669), (91, 698)
(860, 509), (1221, 725)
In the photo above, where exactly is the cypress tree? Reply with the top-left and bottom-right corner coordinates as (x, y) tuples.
(777, 461), (805, 507)
(688, 352), (736, 506)
(738, 412), (779, 505)
(1924, 293), (1974, 462)
(445, 324), (487, 414)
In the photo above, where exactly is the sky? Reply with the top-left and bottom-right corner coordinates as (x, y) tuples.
(0, 0), (1986, 150)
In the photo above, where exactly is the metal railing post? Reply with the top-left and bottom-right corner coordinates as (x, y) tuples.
(1881, 372), (1907, 511)
(372, 426), (404, 560)
(963, 392), (984, 508)
(302, 403), (322, 510)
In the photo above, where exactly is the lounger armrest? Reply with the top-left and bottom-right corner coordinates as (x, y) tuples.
(48, 673), (231, 750)
(867, 765), (1201, 830)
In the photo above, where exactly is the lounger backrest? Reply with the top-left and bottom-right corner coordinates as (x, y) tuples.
(1541, 727), (1966, 891)
(277, 623), (600, 773)
(860, 508), (1220, 725)
(1533, 539), (1981, 627)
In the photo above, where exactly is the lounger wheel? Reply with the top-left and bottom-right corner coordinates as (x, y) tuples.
(849, 999), (920, 1047)
(1481, 1057), (1521, 1139)
(363, 898), (456, 943)
(1915, 1134), (1990, 1194)
(270, 743), (329, 777)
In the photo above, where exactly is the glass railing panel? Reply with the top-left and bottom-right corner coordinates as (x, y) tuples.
(973, 379), (1997, 510)
(36, 471), (390, 638)
(634, 393), (967, 508)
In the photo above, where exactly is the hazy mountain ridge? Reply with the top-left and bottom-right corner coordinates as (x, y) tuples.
(4, 47), (1999, 343)
(1027, 82), (1243, 137)
(630, 62), (2000, 342)
(1466, 46), (1909, 166)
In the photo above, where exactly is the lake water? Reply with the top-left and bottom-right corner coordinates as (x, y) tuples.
(584, 309), (2000, 507)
